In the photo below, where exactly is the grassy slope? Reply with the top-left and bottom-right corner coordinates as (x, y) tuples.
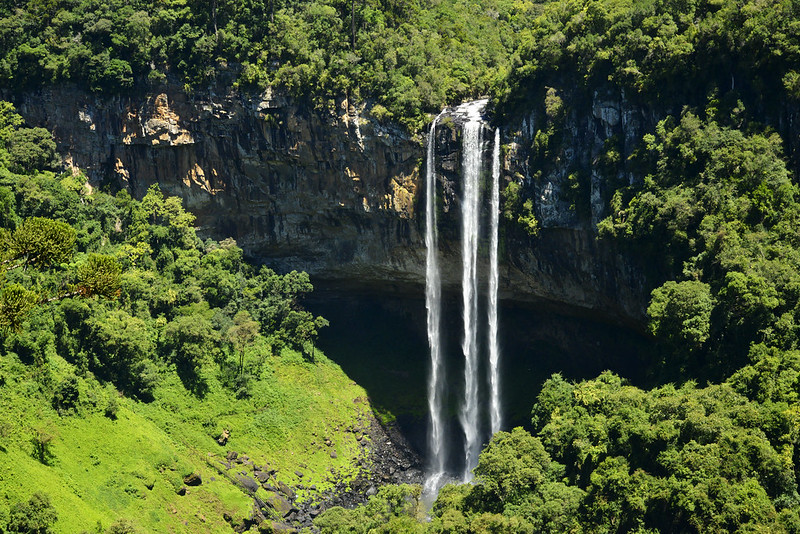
(0, 347), (372, 532)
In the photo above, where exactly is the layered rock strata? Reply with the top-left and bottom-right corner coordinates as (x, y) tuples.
(13, 84), (649, 326)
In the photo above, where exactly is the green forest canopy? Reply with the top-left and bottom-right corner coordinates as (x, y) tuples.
(3, 0), (799, 130)
(0, 100), (328, 399)
(0, 0), (536, 129)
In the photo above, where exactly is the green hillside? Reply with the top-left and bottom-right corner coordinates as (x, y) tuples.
(0, 102), (377, 532)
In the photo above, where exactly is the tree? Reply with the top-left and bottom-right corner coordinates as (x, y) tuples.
(0, 101), (24, 144)
(0, 185), (18, 228)
(52, 375), (80, 414)
(0, 283), (39, 331)
(86, 309), (154, 396)
(7, 492), (57, 533)
(4, 217), (75, 270)
(314, 484), (425, 533)
(283, 309), (329, 359)
(226, 309), (259, 376)
(76, 254), (122, 298)
(7, 127), (58, 172)
(30, 424), (57, 466)
(163, 312), (219, 394)
(472, 427), (553, 507)
(648, 280), (714, 351)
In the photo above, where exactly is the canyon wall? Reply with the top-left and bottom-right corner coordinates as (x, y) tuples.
(11, 84), (651, 326)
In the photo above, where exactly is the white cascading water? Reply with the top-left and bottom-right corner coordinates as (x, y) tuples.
(424, 100), (501, 490)
(458, 101), (485, 482)
(488, 127), (502, 435)
(423, 114), (446, 496)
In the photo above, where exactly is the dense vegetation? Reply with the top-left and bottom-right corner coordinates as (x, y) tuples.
(0, 102), (377, 532)
(0, 99), (328, 398)
(318, 372), (800, 532)
(494, 0), (800, 118)
(0, 0), (539, 129)
(5, 0), (797, 130)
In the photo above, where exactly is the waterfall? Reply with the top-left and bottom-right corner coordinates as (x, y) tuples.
(458, 102), (484, 482)
(488, 128), (502, 435)
(423, 114), (446, 495)
(423, 100), (502, 490)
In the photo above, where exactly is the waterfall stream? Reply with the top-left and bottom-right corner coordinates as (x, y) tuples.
(458, 103), (484, 482)
(423, 100), (503, 492)
(423, 114), (446, 495)
(488, 127), (502, 436)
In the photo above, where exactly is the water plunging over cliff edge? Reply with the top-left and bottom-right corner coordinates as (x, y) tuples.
(458, 101), (485, 482)
(424, 112), (446, 496)
(423, 100), (504, 494)
(488, 127), (502, 438)
(13, 84), (659, 506)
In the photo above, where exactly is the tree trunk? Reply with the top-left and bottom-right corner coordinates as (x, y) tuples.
(212, 0), (219, 35)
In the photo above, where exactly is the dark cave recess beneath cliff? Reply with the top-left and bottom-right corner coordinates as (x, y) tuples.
(305, 287), (652, 457)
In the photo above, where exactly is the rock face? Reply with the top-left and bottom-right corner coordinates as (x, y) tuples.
(15, 84), (424, 286)
(494, 85), (659, 325)
(431, 99), (649, 326)
(12, 83), (651, 326)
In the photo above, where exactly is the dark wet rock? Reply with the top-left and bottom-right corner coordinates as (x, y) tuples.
(183, 473), (202, 486)
(201, 388), (422, 532)
(12, 84), (664, 363)
(268, 522), (298, 533)
(236, 474), (260, 494)
(277, 481), (296, 501)
(262, 490), (294, 518)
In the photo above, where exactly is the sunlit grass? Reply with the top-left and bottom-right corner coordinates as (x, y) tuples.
(0, 346), (372, 532)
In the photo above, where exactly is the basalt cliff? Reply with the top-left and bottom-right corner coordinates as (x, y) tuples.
(12, 84), (650, 326)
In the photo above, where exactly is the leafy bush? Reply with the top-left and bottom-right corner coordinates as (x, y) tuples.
(7, 493), (57, 533)
(52, 375), (80, 414)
